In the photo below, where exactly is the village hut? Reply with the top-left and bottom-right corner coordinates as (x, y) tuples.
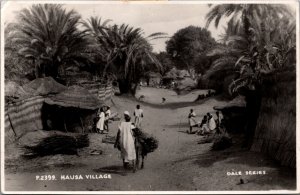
(22, 77), (67, 96)
(44, 85), (103, 133)
(251, 68), (296, 168)
(148, 72), (162, 87)
(178, 69), (190, 79)
(5, 77), (68, 145)
(214, 96), (247, 133)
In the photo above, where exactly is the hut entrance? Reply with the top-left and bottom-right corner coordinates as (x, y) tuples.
(42, 104), (96, 133)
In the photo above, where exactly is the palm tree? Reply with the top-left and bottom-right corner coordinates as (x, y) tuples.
(205, 4), (295, 148)
(11, 4), (90, 79)
(206, 4), (292, 38)
(83, 17), (167, 94)
(205, 4), (295, 94)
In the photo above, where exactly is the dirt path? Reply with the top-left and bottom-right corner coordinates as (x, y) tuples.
(4, 88), (296, 192)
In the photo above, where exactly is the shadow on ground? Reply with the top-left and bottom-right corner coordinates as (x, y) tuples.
(93, 165), (128, 176)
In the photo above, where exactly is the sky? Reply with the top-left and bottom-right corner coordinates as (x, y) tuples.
(2, 1), (228, 52)
(2, 1), (296, 52)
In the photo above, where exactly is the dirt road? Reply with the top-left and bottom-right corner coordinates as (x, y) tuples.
(4, 87), (296, 192)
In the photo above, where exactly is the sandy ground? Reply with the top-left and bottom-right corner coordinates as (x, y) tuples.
(4, 87), (296, 192)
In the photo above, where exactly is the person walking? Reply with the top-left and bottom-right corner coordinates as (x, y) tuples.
(188, 109), (197, 134)
(114, 111), (136, 172)
(96, 107), (105, 134)
(134, 105), (143, 129)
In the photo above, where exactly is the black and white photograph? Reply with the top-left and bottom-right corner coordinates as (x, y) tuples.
(1, 0), (298, 193)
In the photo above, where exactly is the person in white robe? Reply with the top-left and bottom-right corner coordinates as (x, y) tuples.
(207, 113), (216, 131)
(104, 106), (111, 132)
(134, 105), (143, 129)
(96, 107), (105, 134)
(114, 111), (136, 172)
(188, 109), (197, 134)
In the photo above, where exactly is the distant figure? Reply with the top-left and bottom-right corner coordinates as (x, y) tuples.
(134, 105), (144, 129)
(104, 106), (111, 132)
(97, 107), (105, 134)
(162, 97), (166, 103)
(207, 113), (216, 131)
(208, 90), (211, 96)
(114, 111), (136, 172)
(188, 109), (197, 134)
(139, 95), (145, 101)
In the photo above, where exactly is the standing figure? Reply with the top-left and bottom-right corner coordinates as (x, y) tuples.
(216, 111), (223, 127)
(104, 106), (111, 132)
(96, 107), (105, 134)
(207, 113), (217, 132)
(114, 111), (136, 172)
(134, 105), (144, 129)
(188, 109), (197, 134)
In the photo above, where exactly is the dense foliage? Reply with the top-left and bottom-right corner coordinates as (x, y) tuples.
(205, 4), (295, 95)
(9, 4), (90, 79)
(166, 26), (217, 76)
(82, 17), (167, 94)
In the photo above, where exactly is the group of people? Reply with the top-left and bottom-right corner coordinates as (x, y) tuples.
(188, 109), (225, 135)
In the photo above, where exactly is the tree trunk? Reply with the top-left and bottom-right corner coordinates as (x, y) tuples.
(118, 78), (131, 94)
(131, 82), (139, 95)
(243, 86), (262, 148)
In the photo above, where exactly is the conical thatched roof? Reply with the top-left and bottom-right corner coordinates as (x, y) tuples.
(214, 96), (246, 110)
(148, 72), (161, 78)
(165, 68), (178, 79)
(45, 85), (102, 110)
(23, 77), (67, 96)
(5, 81), (29, 98)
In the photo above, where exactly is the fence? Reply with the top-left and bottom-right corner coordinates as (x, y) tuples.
(5, 96), (44, 145)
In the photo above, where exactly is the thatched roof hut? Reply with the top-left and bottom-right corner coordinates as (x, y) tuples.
(44, 85), (102, 133)
(45, 85), (102, 110)
(214, 96), (247, 134)
(214, 96), (246, 111)
(23, 77), (67, 96)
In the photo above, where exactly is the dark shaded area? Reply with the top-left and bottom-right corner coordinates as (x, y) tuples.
(42, 104), (96, 133)
(93, 165), (128, 176)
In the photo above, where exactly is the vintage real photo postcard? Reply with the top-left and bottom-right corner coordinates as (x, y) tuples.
(1, 0), (299, 194)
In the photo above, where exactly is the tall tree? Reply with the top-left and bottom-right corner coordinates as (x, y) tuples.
(83, 17), (167, 94)
(11, 4), (90, 79)
(205, 4), (295, 94)
(166, 26), (217, 77)
(205, 4), (295, 148)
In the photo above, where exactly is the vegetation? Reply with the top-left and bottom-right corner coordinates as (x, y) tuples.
(205, 4), (296, 147)
(166, 26), (217, 77)
(205, 4), (295, 95)
(82, 17), (166, 94)
(9, 4), (90, 79)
